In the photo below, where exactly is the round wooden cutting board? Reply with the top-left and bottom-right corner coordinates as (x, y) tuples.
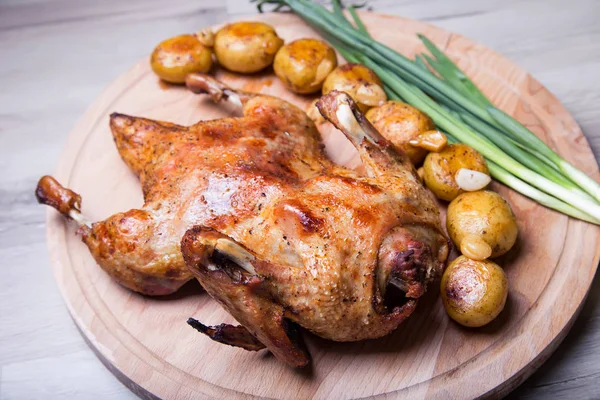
(46, 11), (600, 400)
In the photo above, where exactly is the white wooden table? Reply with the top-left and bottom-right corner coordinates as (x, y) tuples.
(1, 0), (598, 398)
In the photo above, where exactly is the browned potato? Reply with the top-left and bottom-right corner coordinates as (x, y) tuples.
(274, 39), (337, 94)
(447, 191), (518, 259)
(441, 256), (508, 327)
(150, 34), (213, 84)
(214, 22), (283, 74)
(423, 143), (489, 201)
(366, 101), (436, 165)
(322, 63), (387, 113)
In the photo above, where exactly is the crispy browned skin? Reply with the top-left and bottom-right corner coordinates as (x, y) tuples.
(187, 318), (266, 351)
(36, 176), (82, 216)
(37, 75), (448, 366)
(179, 79), (448, 366)
(34, 76), (336, 296)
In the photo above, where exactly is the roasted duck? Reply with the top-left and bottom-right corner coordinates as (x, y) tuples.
(36, 74), (449, 367)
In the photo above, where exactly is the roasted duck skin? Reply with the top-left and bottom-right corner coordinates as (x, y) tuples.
(35, 74), (344, 295)
(179, 76), (449, 366)
(36, 74), (448, 367)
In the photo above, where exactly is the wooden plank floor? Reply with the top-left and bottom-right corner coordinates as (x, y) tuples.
(0, 0), (598, 398)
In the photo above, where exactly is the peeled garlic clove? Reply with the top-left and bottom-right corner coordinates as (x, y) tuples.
(306, 99), (325, 124)
(409, 130), (447, 152)
(455, 168), (491, 191)
(355, 84), (387, 107)
(195, 28), (215, 47)
(460, 234), (492, 261)
(417, 167), (425, 182)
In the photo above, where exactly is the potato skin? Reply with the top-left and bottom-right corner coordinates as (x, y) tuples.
(322, 63), (386, 113)
(366, 101), (435, 165)
(274, 39), (337, 94)
(423, 143), (489, 201)
(214, 22), (283, 73)
(150, 35), (213, 84)
(441, 256), (508, 327)
(447, 191), (518, 258)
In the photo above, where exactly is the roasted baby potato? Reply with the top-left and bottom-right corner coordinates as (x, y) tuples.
(441, 256), (508, 327)
(214, 22), (283, 74)
(423, 143), (489, 201)
(150, 34), (213, 84)
(447, 191), (518, 259)
(322, 63), (387, 113)
(366, 101), (437, 165)
(274, 38), (337, 94)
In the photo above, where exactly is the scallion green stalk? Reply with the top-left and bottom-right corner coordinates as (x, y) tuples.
(359, 56), (600, 221)
(444, 136), (600, 224)
(255, 0), (600, 224)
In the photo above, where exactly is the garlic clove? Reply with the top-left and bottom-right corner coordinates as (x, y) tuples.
(460, 234), (492, 261)
(409, 130), (447, 152)
(195, 28), (215, 47)
(455, 168), (491, 191)
(417, 167), (425, 182)
(306, 99), (326, 124)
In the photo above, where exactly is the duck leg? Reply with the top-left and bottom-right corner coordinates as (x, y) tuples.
(36, 175), (92, 230)
(317, 90), (415, 177)
(186, 73), (253, 109)
(36, 175), (191, 295)
(317, 91), (446, 310)
(186, 73), (319, 132)
(181, 226), (310, 367)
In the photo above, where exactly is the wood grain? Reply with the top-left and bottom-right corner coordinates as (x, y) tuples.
(39, 11), (600, 399)
(1, 1), (599, 399)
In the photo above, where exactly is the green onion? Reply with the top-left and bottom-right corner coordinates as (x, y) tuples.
(348, 6), (370, 37)
(445, 137), (600, 224)
(255, 0), (600, 224)
(417, 35), (491, 108)
(359, 56), (600, 221)
(415, 34), (600, 203)
(453, 111), (592, 198)
(486, 107), (600, 202)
